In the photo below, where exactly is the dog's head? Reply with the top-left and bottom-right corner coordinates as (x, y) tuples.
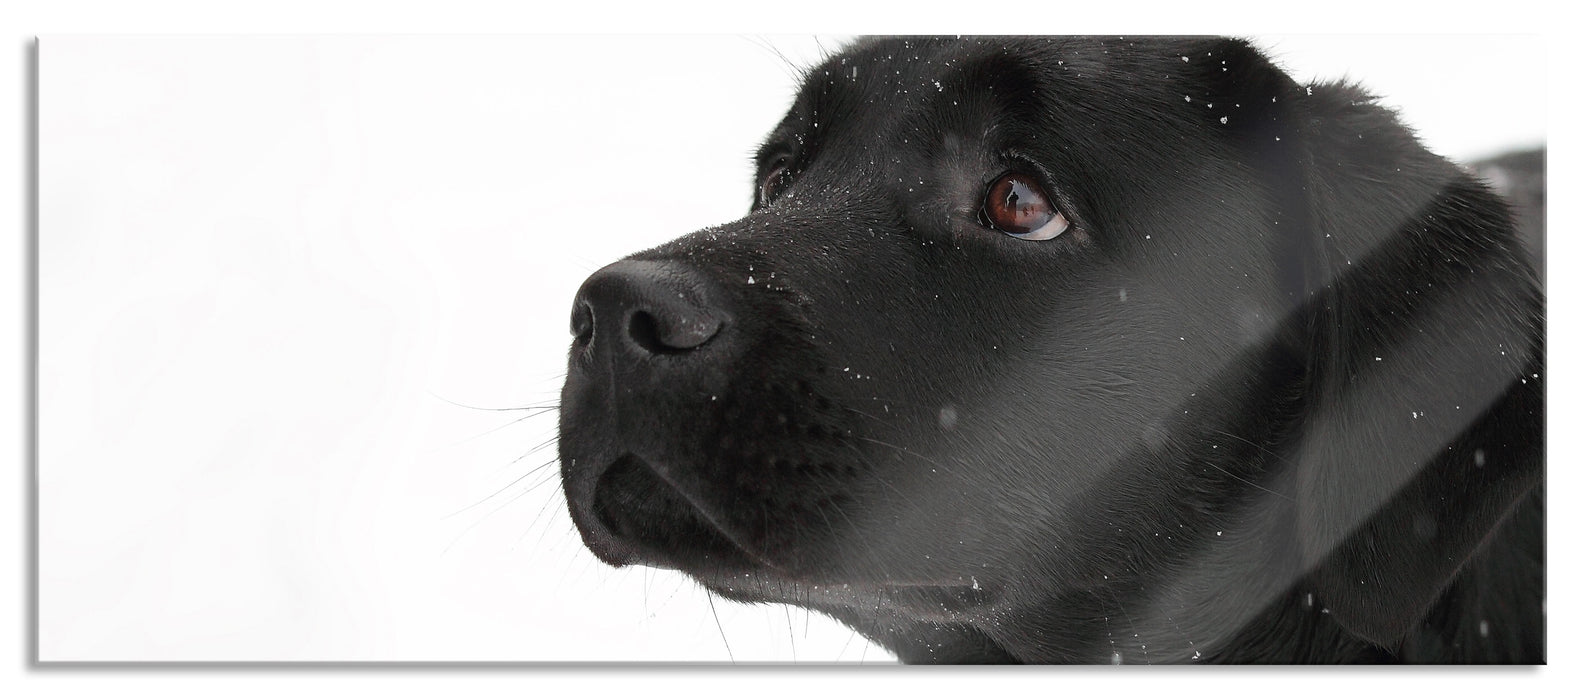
(556, 37), (1542, 662)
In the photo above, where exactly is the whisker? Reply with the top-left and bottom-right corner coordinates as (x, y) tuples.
(784, 605), (797, 662)
(1207, 428), (1301, 471)
(441, 480), (545, 556)
(513, 488), (566, 550)
(1200, 461), (1293, 503)
(520, 434), (561, 459)
(852, 435), (952, 472)
(705, 590), (736, 663)
(529, 492), (574, 553)
(435, 411), (551, 450)
(838, 627), (858, 662)
(523, 461), (565, 494)
(441, 456), (559, 520)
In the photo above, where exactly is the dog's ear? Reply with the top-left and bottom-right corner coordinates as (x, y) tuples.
(1271, 78), (1544, 649)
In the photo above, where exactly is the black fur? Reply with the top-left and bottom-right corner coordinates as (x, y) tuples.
(556, 36), (1545, 664)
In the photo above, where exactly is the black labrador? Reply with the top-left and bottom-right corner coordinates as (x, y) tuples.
(556, 36), (1544, 663)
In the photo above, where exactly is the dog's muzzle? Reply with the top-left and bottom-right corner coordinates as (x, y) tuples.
(558, 259), (763, 571)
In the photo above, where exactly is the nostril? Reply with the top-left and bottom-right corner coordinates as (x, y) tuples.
(628, 309), (723, 354)
(570, 260), (731, 358)
(627, 311), (663, 354)
(571, 301), (594, 347)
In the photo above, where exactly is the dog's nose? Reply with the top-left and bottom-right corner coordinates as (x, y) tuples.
(571, 260), (727, 357)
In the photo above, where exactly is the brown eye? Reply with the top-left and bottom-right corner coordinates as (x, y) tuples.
(758, 159), (790, 205)
(981, 173), (1070, 240)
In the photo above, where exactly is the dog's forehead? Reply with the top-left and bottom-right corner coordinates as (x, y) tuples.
(767, 35), (1240, 158)
(760, 37), (1049, 165)
(790, 37), (1031, 121)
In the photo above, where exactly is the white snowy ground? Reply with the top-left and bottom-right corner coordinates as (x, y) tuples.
(38, 34), (1544, 663)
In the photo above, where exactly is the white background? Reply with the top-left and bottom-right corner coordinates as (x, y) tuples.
(7, 0), (1578, 696)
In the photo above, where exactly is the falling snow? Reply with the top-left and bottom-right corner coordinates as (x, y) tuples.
(939, 405), (959, 431)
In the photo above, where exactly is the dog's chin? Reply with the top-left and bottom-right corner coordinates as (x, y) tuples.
(576, 452), (1001, 618)
(577, 453), (763, 574)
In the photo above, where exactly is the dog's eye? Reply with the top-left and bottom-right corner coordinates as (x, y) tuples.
(980, 173), (1070, 241)
(759, 159), (791, 204)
